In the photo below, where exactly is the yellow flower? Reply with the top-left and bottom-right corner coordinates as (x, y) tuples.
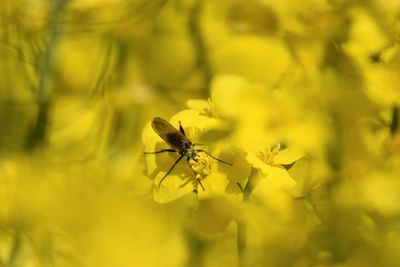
(246, 144), (304, 189)
(142, 112), (250, 203)
(143, 74), (311, 202)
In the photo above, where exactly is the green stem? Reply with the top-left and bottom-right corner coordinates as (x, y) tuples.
(390, 105), (399, 135)
(26, 0), (67, 150)
(237, 168), (257, 267)
(237, 221), (247, 267)
(8, 232), (21, 267)
(188, 0), (212, 97)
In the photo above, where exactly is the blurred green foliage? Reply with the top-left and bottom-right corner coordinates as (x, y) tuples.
(1, 0), (400, 266)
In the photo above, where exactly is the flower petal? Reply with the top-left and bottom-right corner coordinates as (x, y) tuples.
(273, 146), (305, 165)
(268, 166), (297, 189)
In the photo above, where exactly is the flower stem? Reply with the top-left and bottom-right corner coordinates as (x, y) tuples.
(390, 105), (399, 135)
(237, 221), (247, 267)
(26, 0), (67, 150)
(237, 168), (257, 267)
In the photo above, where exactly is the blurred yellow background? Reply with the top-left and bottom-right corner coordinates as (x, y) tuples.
(1, 0), (400, 266)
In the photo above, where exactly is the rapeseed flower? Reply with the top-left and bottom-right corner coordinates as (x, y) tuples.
(143, 75), (307, 205)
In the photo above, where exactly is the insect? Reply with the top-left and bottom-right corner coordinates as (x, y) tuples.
(144, 117), (232, 191)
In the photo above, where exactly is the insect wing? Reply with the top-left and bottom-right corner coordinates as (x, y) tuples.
(152, 117), (191, 152)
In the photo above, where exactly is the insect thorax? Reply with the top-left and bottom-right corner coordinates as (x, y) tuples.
(181, 144), (198, 160)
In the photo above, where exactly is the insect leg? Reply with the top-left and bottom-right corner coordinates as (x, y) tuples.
(157, 155), (184, 188)
(144, 149), (175, 154)
(197, 179), (205, 191)
(197, 149), (233, 165)
(191, 178), (205, 194)
(179, 121), (186, 136)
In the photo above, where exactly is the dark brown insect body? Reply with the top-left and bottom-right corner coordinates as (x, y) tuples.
(144, 117), (231, 190)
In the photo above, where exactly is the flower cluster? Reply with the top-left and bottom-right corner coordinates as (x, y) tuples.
(2, 0), (400, 266)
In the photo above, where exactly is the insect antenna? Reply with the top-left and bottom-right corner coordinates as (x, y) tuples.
(178, 121), (186, 136)
(197, 149), (233, 166)
(197, 149), (232, 165)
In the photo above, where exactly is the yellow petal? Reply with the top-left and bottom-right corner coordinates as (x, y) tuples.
(273, 146), (305, 165)
(216, 147), (251, 184)
(250, 174), (294, 216)
(153, 171), (194, 204)
(245, 151), (272, 174)
(186, 99), (210, 111)
(198, 173), (230, 199)
(268, 167), (297, 189)
(170, 109), (223, 134)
